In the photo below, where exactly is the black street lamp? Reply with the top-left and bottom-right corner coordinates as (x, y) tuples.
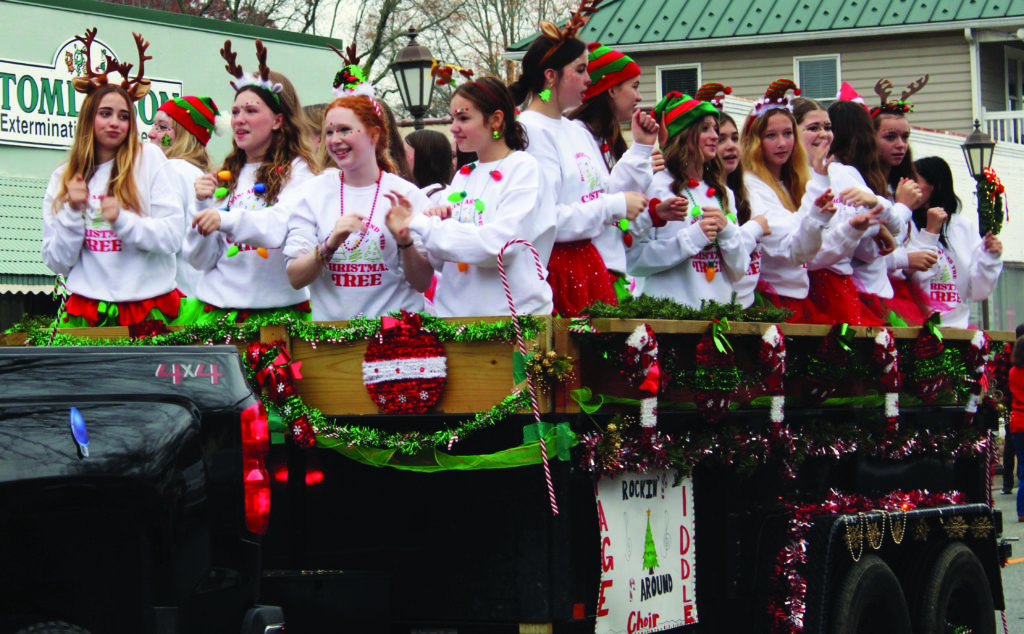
(961, 119), (998, 330)
(391, 28), (435, 130)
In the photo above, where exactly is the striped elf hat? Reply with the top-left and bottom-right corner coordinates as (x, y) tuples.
(653, 91), (719, 140)
(695, 82), (731, 111)
(158, 96), (220, 146)
(752, 78), (800, 118)
(583, 42), (641, 101)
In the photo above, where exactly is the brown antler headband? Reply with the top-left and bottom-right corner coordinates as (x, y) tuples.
(71, 28), (152, 101)
(220, 39), (283, 102)
(537, 0), (603, 67)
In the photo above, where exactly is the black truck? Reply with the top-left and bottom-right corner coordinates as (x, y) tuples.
(0, 346), (283, 634)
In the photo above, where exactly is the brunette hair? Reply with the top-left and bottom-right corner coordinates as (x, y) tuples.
(163, 117), (214, 172)
(568, 91), (626, 164)
(792, 97), (826, 125)
(325, 96), (396, 174)
(912, 155), (959, 248)
(54, 84), (142, 214)
(509, 36), (587, 105)
(741, 109), (810, 212)
(376, 99), (412, 180)
(719, 113), (750, 223)
(1013, 335), (1024, 369)
(405, 129), (453, 189)
(219, 71), (319, 205)
(454, 76), (528, 151)
(827, 100), (888, 197)
(663, 114), (730, 214)
(874, 112), (918, 188)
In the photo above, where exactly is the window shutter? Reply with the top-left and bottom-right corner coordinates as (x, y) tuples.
(661, 67), (698, 98)
(798, 58), (838, 104)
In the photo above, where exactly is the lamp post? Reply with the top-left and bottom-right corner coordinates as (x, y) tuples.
(390, 28), (435, 130)
(961, 119), (997, 329)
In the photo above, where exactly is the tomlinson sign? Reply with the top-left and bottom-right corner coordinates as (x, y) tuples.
(0, 36), (182, 149)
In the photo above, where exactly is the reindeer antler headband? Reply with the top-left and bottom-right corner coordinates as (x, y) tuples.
(71, 28), (152, 102)
(537, 0), (602, 67)
(870, 75), (929, 118)
(221, 40), (283, 103)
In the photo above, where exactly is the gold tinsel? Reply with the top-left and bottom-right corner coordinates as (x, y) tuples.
(524, 345), (575, 390)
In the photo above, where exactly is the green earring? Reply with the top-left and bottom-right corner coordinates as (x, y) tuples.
(492, 129), (501, 139)
(539, 88), (551, 103)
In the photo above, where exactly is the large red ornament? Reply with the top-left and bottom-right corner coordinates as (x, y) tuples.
(363, 312), (447, 414)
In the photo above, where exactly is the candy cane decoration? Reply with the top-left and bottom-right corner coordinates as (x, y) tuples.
(48, 275), (69, 345)
(498, 239), (558, 515)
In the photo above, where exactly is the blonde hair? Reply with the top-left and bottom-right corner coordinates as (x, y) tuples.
(741, 109), (809, 211)
(54, 85), (143, 214)
(164, 117), (214, 172)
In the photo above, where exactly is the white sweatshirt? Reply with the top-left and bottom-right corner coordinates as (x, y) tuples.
(165, 158), (203, 296)
(908, 212), (1002, 328)
(744, 173), (833, 299)
(185, 157), (315, 309)
(518, 111), (628, 254)
(283, 170), (430, 320)
(630, 171), (749, 306)
(569, 118), (656, 274)
(808, 162), (884, 275)
(409, 151), (555, 317)
(42, 142), (182, 302)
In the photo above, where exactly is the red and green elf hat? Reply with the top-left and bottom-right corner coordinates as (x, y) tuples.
(752, 78), (800, 118)
(695, 82), (731, 111)
(653, 91), (719, 140)
(158, 96), (220, 146)
(583, 42), (641, 101)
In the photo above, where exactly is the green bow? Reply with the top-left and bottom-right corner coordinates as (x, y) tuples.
(710, 318), (732, 353)
(923, 312), (943, 340)
(835, 323), (855, 352)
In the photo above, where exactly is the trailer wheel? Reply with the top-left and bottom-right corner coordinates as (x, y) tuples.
(829, 554), (911, 634)
(11, 622), (91, 634)
(915, 541), (995, 634)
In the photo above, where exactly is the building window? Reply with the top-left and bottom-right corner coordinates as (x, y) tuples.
(656, 64), (700, 99)
(794, 54), (840, 106)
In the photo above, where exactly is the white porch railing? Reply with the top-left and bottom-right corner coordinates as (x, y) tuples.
(983, 109), (1024, 144)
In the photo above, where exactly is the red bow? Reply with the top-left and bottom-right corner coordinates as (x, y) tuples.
(257, 348), (303, 394)
(381, 311), (422, 334)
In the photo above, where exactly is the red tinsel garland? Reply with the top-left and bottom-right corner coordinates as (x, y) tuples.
(912, 316), (946, 402)
(246, 341), (315, 448)
(692, 320), (736, 423)
(362, 312), (447, 415)
(804, 324), (854, 404)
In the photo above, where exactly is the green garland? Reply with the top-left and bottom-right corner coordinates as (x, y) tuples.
(583, 294), (792, 323)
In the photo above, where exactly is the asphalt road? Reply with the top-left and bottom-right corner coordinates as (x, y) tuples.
(992, 478), (1024, 632)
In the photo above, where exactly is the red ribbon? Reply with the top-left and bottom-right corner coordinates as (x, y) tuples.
(638, 363), (660, 395)
(256, 348), (303, 393)
(381, 311), (422, 334)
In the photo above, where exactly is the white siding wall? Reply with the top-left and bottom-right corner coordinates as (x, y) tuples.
(633, 31), (973, 135)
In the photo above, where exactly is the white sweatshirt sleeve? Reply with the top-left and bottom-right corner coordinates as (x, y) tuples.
(627, 221), (712, 277)
(109, 160), (183, 254)
(747, 176), (829, 267)
(948, 215), (1003, 301)
(608, 142), (655, 194)
(217, 160), (316, 248)
(41, 166), (85, 277)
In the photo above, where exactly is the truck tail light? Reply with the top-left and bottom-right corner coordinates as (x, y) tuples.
(240, 401), (270, 535)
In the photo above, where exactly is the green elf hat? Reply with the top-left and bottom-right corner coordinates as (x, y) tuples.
(653, 91), (719, 140)
(582, 42), (641, 101)
(158, 96), (221, 146)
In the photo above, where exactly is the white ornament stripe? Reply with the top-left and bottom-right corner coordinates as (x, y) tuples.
(362, 356), (447, 384)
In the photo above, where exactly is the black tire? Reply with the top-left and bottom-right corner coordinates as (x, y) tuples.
(915, 541), (995, 634)
(11, 622), (90, 634)
(830, 554), (912, 634)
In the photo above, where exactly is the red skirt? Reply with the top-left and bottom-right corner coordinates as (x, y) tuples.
(547, 240), (617, 317)
(858, 292), (891, 326)
(886, 278), (929, 327)
(757, 281), (831, 324)
(64, 289), (184, 327)
(808, 269), (881, 326)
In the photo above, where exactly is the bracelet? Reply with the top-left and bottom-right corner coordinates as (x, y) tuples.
(316, 238), (338, 264)
(647, 197), (667, 227)
(396, 241), (414, 250)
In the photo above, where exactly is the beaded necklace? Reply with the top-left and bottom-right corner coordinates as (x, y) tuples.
(338, 169), (383, 252)
(680, 177), (734, 282)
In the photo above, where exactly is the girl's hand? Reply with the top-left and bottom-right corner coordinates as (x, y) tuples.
(424, 206), (452, 219)
(748, 214), (771, 236)
(814, 188), (835, 213)
(701, 207), (727, 231)
(807, 141), (829, 176)
(631, 108), (659, 146)
(623, 191), (648, 221)
(384, 191), (414, 242)
(849, 205), (884, 231)
(654, 196), (689, 222)
(984, 232), (1003, 256)
(195, 173), (219, 201)
(874, 225), (896, 256)
(651, 147), (666, 174)
(99, 195), (119, 223)
(839, 187), (878, 209)
(925, 206), (948, 234)
(906, 250), (939, 272)
(67, 174), (89, 212)
(894, 177), (922, 209)
(191, 208), (222, 236)
(698, 214), (719, 241)
(328, 213), (365, 249)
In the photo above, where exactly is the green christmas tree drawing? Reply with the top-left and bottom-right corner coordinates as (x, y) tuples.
(643, 509), (659, 574)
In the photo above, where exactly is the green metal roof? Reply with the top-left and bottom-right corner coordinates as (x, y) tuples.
(511, 0), (1024, 50)
(0, 176), (55, 291)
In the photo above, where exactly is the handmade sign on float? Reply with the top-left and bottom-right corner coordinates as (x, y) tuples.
(595, 468), (697, 633)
